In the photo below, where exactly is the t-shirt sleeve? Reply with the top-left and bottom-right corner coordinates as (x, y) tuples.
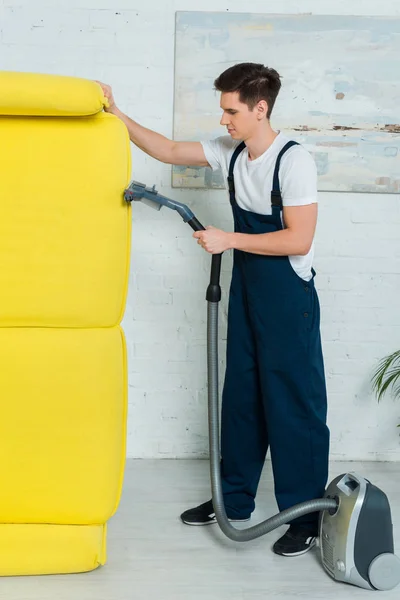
(200, 136), (238, 172)
(200, 139), (221, 171)
(280, 147), (318, 206)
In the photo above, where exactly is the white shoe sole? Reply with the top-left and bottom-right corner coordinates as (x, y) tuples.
(182, 516), (251, 526)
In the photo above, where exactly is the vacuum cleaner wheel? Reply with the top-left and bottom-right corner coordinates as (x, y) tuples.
(368, 553), (400, 591)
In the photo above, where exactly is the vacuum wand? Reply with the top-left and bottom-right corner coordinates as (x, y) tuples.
(124, 180), (221, 302)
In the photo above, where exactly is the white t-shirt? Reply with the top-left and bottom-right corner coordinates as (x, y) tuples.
(201, 132), (317, 282)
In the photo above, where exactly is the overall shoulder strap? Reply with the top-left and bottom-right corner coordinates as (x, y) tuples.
(271, 140), (299, 208)
(227, 141), (246, 195)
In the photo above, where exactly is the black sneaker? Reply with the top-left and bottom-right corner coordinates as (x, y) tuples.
(180, 500), (250, 526)
(272, 524), (318, 556)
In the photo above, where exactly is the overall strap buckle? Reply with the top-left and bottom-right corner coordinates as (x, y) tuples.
(271, 190), (283, 208)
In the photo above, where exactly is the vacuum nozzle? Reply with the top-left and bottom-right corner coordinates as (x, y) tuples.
(124, 181), (161, 211)
(124, 179), (196, 224)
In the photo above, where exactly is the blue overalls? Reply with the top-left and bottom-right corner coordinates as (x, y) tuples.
(220, 140), (330, 530)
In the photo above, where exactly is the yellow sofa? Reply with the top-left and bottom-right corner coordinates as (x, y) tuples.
(0, 71), (131, 576)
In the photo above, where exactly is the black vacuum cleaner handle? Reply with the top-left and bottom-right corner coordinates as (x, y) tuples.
(186, 217), (222, 304)
(186, 216), (205, 233)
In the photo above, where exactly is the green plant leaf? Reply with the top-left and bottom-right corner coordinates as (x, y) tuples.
(371, 350), (400, 402)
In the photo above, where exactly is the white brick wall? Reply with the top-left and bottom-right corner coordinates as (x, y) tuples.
(1, 0), (400, 460)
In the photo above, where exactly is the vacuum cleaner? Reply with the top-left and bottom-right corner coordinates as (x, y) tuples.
(125, 180), (400, 592)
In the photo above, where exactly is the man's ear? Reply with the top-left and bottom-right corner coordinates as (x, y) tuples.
(256, 100), (268, 120)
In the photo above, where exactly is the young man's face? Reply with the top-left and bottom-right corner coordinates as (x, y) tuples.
(219, 92), (266, 140)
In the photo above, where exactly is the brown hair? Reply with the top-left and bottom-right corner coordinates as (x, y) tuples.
(214, 63), (281, 119)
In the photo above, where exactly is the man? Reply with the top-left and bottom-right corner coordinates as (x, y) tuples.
(96, 62), (330, 557)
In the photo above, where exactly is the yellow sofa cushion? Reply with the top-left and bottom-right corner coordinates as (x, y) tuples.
(0, 327), (127, 524)
(0, 71), (109, 116)
(0, 113), (131, 327)
(0, 524), (106, 576)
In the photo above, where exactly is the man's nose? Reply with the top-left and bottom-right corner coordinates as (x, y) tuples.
(220, 112), (229, 126)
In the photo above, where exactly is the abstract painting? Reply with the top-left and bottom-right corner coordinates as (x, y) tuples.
(173, 12), (400, 193)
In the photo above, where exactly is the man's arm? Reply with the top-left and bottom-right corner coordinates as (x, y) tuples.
(111, 107), (209, 166)
(95, 81), (209, 167)
(194, 204), (317, 256)
(230, 204), (317, 256)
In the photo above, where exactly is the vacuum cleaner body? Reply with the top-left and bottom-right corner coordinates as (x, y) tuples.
(321, 472), (400, 590)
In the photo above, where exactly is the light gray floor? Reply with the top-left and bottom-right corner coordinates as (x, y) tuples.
(0, 459), (399, 599)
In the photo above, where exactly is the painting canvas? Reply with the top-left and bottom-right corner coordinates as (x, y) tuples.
(172, 12), (400, 193)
